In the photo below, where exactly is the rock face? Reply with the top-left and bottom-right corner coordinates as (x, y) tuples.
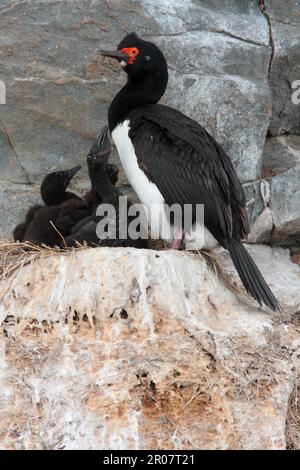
(0, 246), (299, 450)
(256, 1), (300, 247)
(262, 136), (300, 246)
(265, 0), (300, 136)
(0, 0), (298, 247)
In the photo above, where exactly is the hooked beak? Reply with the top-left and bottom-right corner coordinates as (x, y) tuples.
(65, 165), (81, 180)
(97, 48), (129, 63)
(88, 125), (112, 161)
(96, 125), (113, 156)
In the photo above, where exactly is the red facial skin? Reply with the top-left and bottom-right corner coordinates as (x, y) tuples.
(120, 47), (140, 65)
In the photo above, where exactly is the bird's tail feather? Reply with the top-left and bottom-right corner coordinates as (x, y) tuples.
(228, 239), (281, 312)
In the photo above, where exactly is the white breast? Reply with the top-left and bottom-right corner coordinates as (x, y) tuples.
(112, 120), (171, 239)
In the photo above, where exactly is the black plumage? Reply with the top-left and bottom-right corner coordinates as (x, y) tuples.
(65, 125), (147, 249)
(13, 165), (89, 246)
(13, 204), (43, 242)
(22, 199), (90, 247)
(65, 127), (119, 245)
(100, 33), (280, 311)
(40, 165), (82, 206)
(13, 137), (120, 247)
(128, 104), (249, 243)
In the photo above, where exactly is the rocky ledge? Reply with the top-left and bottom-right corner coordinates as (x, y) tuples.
(0, 245), (299, 450)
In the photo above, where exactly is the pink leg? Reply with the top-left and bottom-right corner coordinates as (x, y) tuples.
(169, 228), (184, 250)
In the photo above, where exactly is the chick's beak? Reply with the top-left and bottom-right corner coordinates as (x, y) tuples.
(97, 125), (112, 156)
(88, 125), (112, 162)
(97, 49), (129, 62)
(66, 165), (81, 180)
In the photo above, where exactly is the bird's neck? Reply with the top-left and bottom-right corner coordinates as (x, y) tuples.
(41, 187), (69, 206)
(108, 69), (168, 131)
(89, 163), (118, 202)
(85, 187), (101, 207)
(98, 176), (118, 201)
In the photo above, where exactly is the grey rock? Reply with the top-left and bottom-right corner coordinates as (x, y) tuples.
(243, 180), (265, 226)
(265, 0), (300, 24)
(269, 22), (300, 136)
(262, 135), (300, 246)
(0, 182), (41, 240)
(142, 0), (270, 44)
(247, 207), (274, 244)
(262, 135), (300, 177)
(264, 2), (300, 135)
(216, 243), (300, 313)
(0, 119), (28, 184)
(245, 178), (274, 244)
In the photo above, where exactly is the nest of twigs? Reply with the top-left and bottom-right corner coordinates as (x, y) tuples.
(0, 241), (73, 283)
(0, 239), (170, 284)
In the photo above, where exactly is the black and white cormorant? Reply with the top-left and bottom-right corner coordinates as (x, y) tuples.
(100, 33), (280, 311)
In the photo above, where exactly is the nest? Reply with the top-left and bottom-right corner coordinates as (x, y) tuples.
(0, 239), (169, 285)
(0, 241), (75, 284)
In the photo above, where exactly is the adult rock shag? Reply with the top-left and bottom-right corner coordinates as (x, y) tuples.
(100, 33), (280, 311)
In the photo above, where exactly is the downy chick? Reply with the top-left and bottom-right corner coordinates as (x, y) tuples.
(13, 165), (82, 242)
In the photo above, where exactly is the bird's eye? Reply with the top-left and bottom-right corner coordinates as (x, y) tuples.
(131, 48), (138, 56)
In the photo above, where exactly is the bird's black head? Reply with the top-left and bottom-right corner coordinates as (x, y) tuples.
(99, 32), (168, 80)
(41, 165), (81, 206)
(99, 33), (168, 130)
